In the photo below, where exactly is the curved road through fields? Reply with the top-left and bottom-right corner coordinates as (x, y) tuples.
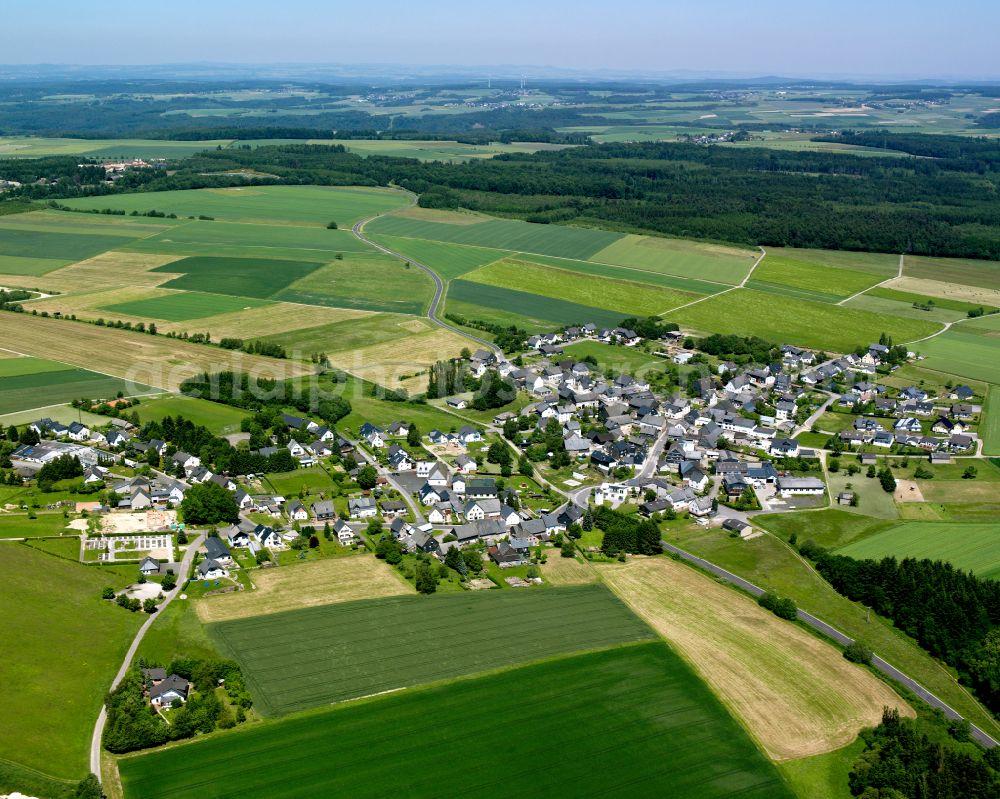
(350, 192), (501, 357)
(90, 533), (206, 779)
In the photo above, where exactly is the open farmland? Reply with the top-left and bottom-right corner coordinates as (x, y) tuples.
(150, 255), (324, 298)
(0, 136), (232, 159)
(984, 386), (1000, 455)
(208, 584), (656, 716)
(589, 234), (758, 283)
(837, 521), (1000, 580)
(0, 313), (311, 391)
(904, 255), (1000, 291)
(133, 395), (248, 435)
(917, 326), (1000, 383)
(463, 257), (698, 315)
(0, 224), (138, 276)
(262, 313), (421, 355)
(196, 555), (413, 624)
(748, 253), (886, 303)
(0, 545), (141, 781)
(365, 234), (509, 279)
(560, 340), (667, 377)
(666, 288), (941, 351)
(447, 280), (627, 329)
(602, 558), (909, 761)
(118, 643), (793, 799)
(844, 292), (973, 324)
(0, 355), (158, 414)
(766, 247), (900, 278)
(61, 185), (412, 228)
(103, 291), (272, 321)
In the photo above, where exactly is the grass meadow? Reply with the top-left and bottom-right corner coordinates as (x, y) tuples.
(837, 521), (1000, 580)
(984, 386), (1000, 455)
(133, 395), (248, 435)
(366, 233), (510, 279)
(917, 326), (1000, 384)
(62, 185), (412, 228)
(904, 255), (1000, 291)
(447, 280), (626, 329)
(0, 355), (156, 414)
(748, 254), (884, 303)
(208, 584), (655, 716)
(667, 288), (941, 351)
(0, 544), (141, 780)
(560, 340), (668, 377)
(587, 234), (757, 284)
(117, 643), (794, 799)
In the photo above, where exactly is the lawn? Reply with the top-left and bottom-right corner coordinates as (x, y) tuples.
(778, 739), (864, 799)
(208, 584), (656, 716)
(366, 213), (624, 260)
(366, 233), (509, 280)
(0, 355), (158, 414)
(277, 253), (434, 314)
(263, 465), (337, 497)
(588, 234), (757, 284)
(825, 470), (899, 520)
(103, 291), (272, 322)
(137, 597), (220, 665)
(118, 643), (794, 799)
(602, 558), (908, 761)
(133, 395), (248, 435)
(671, 523), (1000, 739)
(464, 257), (697, 315)
(332, 375), (469, 432)
(917, 327), (1000, 384)
(447, 279), (627, 329)
(837, 521), (1000, 580)
(748, 254), (884, 303)
(150, 256), (324, 299)
(63, 186), (412, 228)
(666, 288), (941, 352)
(0, 513), (76, 538)
(0, 544), (141, 780)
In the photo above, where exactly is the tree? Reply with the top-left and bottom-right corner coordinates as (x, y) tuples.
(757, 591), (797, 620)
(375, 537), (403, 565)
(582, 507), (593, 531)
(866, 464), (877, 478)
(161, 571), (177, 591)
(877, 467), (896, 493)
(461, 548), (482, 574)
(357, 465), (378, 490)
(180, 482), (240, 525)
(414, 559), (437, 594)
(406, 424), (421, 447)
(828, 458), (840, 473)
(518, 455), (533, 477)
(143, 597), (158, 614)
(326, 220), (338, 229)
(560, 536), (576, 558)
(74, 774), (105, 799)
(445, 545), (467, 576)
(843, 640), (873, 665)
(963, 465), (979, 479)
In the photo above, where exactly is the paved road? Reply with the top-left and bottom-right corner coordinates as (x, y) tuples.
(660, 539), (998, 749)
(346, 435), (426, 525)
(90, 532), (206, 779)
(350, 193), (501, 357)
(793, 392), (835, 437)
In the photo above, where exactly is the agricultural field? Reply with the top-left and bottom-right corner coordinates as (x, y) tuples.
(277, 253), (435, 314)
(133, 395), (248, 435)
(0, 136), (231, 159)
(331, 374), (469, 433)
(904, 255), (1000, 292)
(601, 557), (908, 761)
(837, 521), (1000, 580)
(103, 290), (272, 321)
(150, 255), (324, 299)
(0, 313), (312, 392)
(117, 643), (794, 799)
(366, 234), (509, 279)
(208, 584), (656, 716)
(195, 555), (413, 624)
(447, 279), (626, 329)
(462, 257), (698, 316)
(843, 293), (971, 324)
(0, 354), (158, 414)
(767, 247), (900, 278)
(61, 185), (412, 228)
(587, 234), (757, 284)
(748, 253), (886, 303)
(262, 313), (419, 355)
(984, 386), (1000, 455)
(666, 288), (941, 352)
(917, 326), (1000, 384)
(0, 544), (141, 781)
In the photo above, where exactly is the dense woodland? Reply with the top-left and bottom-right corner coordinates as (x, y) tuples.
(9, 135), (1000, 259)
(801, 542), (1000, 715)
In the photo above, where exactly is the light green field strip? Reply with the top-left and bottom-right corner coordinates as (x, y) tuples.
(842, 294), (969, 324)
(588, 234), (757, 284)
(0, 255), (69, 276)
(984, 385), (1000, 456)
(837, 522), (1000, 580)
(749, 254), (885, 302)
(764, 247), (900, 278)
(904, 255), (1000, 291)
(917, 327), (1000, 384)
(0, 356), (79, 377)
(103, 291), (273, 322)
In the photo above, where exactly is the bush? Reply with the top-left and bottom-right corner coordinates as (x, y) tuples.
(843, 640), (873, 665)
(757, 590), (797, 620)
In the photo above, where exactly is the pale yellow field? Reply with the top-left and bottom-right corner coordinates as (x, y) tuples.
(601, 557), (911, 761)
(39, 251), (186, 291)
(195, 555), (413, 623)
(159, 302), (372, 340)
(540, 554), (599, 585)
(887, 276), (1000, 307)
(326, 326), (470, 390)
(0, 312), (313, 391)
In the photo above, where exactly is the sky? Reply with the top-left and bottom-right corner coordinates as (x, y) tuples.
(5, 0), (1000, 80)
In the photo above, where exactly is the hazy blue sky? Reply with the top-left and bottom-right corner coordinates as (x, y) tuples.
(6, 0), (1000, 79)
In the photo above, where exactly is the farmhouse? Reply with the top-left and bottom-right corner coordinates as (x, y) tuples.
(149, 674), (189, 709)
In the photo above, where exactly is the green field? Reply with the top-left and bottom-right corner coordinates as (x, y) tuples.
(0, 227), (135, 273)
(0, 545), (140, 780)
(904, 255), (1000, 291)
(367, 234), (509, 279)
(666, 288), (941, 352)
(748, 254), (884, 303)
(366, 213), (623, 259)
(264, 466), (337, 497)
(984, 386), (1000, 456)
(118, 643), (793, 799)
(150, 255), (323, 299)
(333, 375), (469, 432)
(918, 327), (1000, 383)
(134, 395), (248, 435)
(464, 257), (697, 316)
(766, 247), (900, 278)
(277, 253), (434, 314)
(0, 136), (231, 159)
(209, 584), (656, 716)
(867, 286), (997, 315)
(837, 521), (1000, 580)
(104, 291), (272, 321)
(0, 356), (156, 414)
(62, 186), (412, 228)
(448, 280), (627, 329)
(263, 313), (408, 354)
(844, 293), (969, 324)
(588, 234), (757, 284)
(561, 340), (667, 377)
(523, 252), (725, 294)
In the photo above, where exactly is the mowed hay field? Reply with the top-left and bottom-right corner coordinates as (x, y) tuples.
(918, 323), (1000, 384)
(134, 396), (248, 435)
(748, 253), (885, 303)
(195, 555), (413, 624)
(601, 557), (910, 761)
(667, 288), (941, 352)
(62, 185), (412, 228)
(0, 545), (140, 780)
(0, 313), (312, 391)
(463, 257), (698, 315)
(838, 522), (1000, 580)
(587, 234), (757, 284)
(208, 584), (656, 716)
(117, 644), (794, 799)
(904, 255), (1000, 291)
(0, 355), (158, 414)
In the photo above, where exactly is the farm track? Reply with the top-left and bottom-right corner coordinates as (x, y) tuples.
(657, 246), (766, 317)
(350, 191), (501, 357)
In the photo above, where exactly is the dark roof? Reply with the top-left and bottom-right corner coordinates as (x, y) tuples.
(150, 674), (189, 701)
(204, 537), (231, 560)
